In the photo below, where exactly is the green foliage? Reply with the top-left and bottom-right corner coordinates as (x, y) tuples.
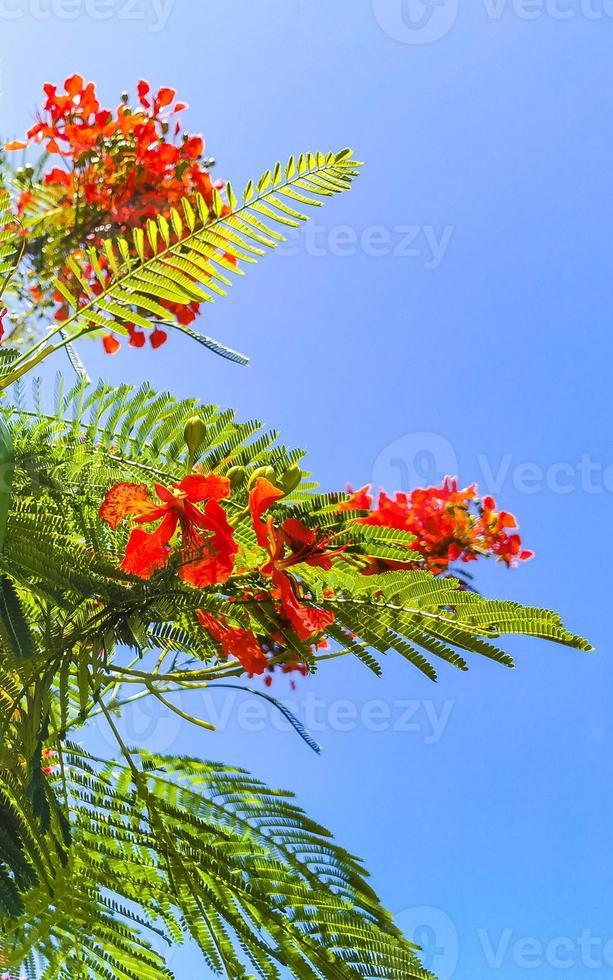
(0, 189), (23, 299)
(3, 748), (433, 979)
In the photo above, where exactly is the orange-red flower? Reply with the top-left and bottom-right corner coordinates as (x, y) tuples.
(100, 474), (237, 584)
(249, 478), (336, 641)
(102, 334), (120, 355)
(8, 77), (223, 351)
(352, 477), (533, 573)
(127, 327), (146, 348)
(338, 484), (373, 512)
(197, 610), (268, 675)
(150, 327), (168, 350)
(480, 495), (534, 566)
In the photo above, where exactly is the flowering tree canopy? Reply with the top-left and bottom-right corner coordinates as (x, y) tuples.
(0, 78), (591, 979)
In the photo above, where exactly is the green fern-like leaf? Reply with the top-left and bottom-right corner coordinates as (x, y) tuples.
(54, 151), (358, 357)
(0, 188), (24, 299)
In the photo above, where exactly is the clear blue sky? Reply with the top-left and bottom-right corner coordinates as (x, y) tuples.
(2, 2), (612, 977)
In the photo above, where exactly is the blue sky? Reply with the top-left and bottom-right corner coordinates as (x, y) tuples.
(2, 2), (613, 976)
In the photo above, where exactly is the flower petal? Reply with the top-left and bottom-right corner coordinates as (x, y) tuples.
(150, 327), (167, 349)
(120, 511), (178, 579)
(178, 473), (231, 503)
(100, 482), (157, 529)
(197, 610), (268, 675)
(249, 477), (284, 547)
(272, 569), (334, 642)
(222, 629), (268, 675)
(338, 485), (372, 512)
(102, 334), (120, 355)
(180, 499), (237, 587)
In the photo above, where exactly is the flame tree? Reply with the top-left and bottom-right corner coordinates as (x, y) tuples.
(0, 77), (591, 979)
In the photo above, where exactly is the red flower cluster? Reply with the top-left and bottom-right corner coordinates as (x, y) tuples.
(345, 477), (533, 574)
(100, 474), (338, 674)
(8, 75), (223, 351)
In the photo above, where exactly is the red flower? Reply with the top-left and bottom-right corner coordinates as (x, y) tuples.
(271, 569), (335, 642)
(127, 327), (146, 348)
(480, 495), (534, 566)
(137, 79), (151, 108)
(249, 478), (336, 642)
(339, 484), (373, 512)
(102, 334), (120, 354)
(355, 477), (533, 572)
(197, 610), (268, 675)
(100, 474), (237, 583)
(184, 135), (204, 159)
(249, 478), (339, 573)
(8, 78), (228, 349)
(150, 327), (168, 349)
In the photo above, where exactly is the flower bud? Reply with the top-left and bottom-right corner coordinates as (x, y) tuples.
(226, 465), (246, 489)
(183, 415), (207, 465)
(248, 465), (276, 488)
(280, 464), (302, 493)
